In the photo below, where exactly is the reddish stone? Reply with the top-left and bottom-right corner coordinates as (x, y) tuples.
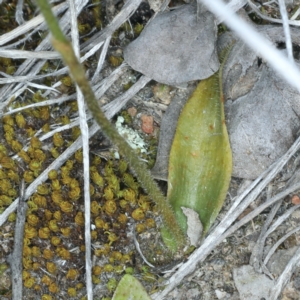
(141, 115), (154, 134)
(292, 195), (300, 205)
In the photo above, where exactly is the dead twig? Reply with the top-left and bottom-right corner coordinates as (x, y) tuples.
(250, 184), (282, 274)
(270, 245), (300, 299)
(247, 0), (300, 26)
(8, 179), (27, 300)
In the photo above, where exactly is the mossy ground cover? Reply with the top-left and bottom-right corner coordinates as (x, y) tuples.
(0, 90), (167, 299)
(0, 1), (173, 298)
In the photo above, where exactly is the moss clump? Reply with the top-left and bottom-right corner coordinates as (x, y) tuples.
(0, 92), (163, 298)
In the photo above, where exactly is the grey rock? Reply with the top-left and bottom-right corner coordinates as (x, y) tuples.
(225, 62), (300, 179)
(124, 4), (219, 85)
(285, 0), (294, 7)
(267, 246), (299, 276)
(223, 32), (300, 179)
(233, 265), (274, 300)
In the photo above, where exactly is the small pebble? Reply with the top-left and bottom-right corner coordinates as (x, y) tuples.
(141, 115), (154, 134)
(127, 107), (137, 117)
(292, 195), (300, 205)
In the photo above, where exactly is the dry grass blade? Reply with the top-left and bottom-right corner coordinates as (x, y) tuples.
(250, 186), (282, 273)
(8, 179), (27, 300)
(270, 245), (300, 299)
(247, 0), (300, 25)
(263, 225), (300, 266)
(68, 0), (92, 297)
(81, 0), (143, 51)
(0, 2), (68, 46)
(278, 0), (294, 61)
(0, 49), (61, 59)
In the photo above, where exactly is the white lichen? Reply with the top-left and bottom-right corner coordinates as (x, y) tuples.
(115, 116), (147, 153)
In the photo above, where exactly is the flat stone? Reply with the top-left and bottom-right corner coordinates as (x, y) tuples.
(222, 32), (300, 179)
(233, 265), (274, 300)
(124, 4), (219, 85)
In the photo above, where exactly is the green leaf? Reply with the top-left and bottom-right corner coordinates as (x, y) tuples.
(112, 274), (152, 300)
(167, 57), (232, 236)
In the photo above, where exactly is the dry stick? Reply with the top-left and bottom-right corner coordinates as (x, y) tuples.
(270, 245), (300, 299)
(215, 0), (247, 24)
(93, 63), (128, 99)
(9, 179), (27, 300)
(263, 225), (300, 266)
(247, 0), (300, 26)
(68, 0), (92, 298)
(16, 0), (25, 25)
(0, 67), (69, 84)
(234, 192), (300, 277)
(91, 36), (111, 83)
(2, 23), (49, 50)
(223, 185), (300, 243)
(278, 0), (294, 62)
(264, 205), (300, 265)
(250, 184), (282, 273)
(264, 204), (300, 238)
(291, 6), (300, 20)
(104, 75), (151, 119)
(0, 40), (111, 91)
(24, 81), (60, 92)
(0, 49), (61, 59)
(0, 2), (68, 46)
(0, 60), (46, 114)
(3, 94), (77, 115)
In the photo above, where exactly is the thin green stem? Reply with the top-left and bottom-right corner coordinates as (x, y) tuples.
(36, 0), (67, 43)
(36, 0), (185, 248)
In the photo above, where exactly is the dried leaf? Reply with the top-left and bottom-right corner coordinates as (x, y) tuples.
(181, 207), (203, 246)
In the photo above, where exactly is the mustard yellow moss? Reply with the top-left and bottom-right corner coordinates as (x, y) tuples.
(0, 86), (160, 298)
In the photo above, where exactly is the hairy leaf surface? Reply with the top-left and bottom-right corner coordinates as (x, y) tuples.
(112, 274), (151, 300)
(167, 62), (232, 235)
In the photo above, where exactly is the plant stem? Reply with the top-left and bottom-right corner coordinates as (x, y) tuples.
(36, 0), (186, 248)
